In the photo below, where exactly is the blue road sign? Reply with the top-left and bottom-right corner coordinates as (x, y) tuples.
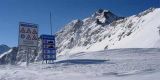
(40, 35), (56, 61)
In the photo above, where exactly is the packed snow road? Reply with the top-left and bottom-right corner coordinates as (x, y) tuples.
(0, 48), (160, 80)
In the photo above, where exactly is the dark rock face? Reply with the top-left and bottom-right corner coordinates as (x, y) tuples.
(96, 19), (102, 24)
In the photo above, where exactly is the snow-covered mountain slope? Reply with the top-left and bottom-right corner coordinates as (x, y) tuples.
(0, 47), (18, 64)
(56, 8), (160, 55)
(0, 44), (10, 54)
(0, 48), (160, 80)
(0, 46), (37, 65)
(56, 9), (123, 54)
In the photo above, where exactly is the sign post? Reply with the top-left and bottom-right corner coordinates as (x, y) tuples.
(18, 22), (38, 66)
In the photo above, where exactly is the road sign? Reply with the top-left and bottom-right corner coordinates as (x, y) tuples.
(18, 22), (38, 66)
(18, 22), (38, 47)
(40, 35), (56, 63)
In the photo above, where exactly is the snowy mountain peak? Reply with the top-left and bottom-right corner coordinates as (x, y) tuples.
(92, 9), (110, 17)
(91, 9), (121, 24)
(0, 44), (9, 47)
(0, 44), (10, 54)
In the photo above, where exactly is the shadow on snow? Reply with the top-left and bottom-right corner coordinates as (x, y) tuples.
(54, 59), (110, 65)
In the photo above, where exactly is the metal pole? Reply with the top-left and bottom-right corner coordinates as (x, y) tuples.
(26, 47), (31, 66)
(50, 12), (53, 35)
(26, 48), (29, 66)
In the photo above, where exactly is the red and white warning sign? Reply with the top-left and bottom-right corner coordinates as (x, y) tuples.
(18, 22), (38, 47)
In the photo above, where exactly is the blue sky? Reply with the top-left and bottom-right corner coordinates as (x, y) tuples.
(0, 0), (159, 47)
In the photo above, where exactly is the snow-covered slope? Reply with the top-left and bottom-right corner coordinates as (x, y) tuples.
(0, 48), (160, 80)
(56, 8), (160, 55)
(0, 47), (18, 64)
(0, 49), (12, 59)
